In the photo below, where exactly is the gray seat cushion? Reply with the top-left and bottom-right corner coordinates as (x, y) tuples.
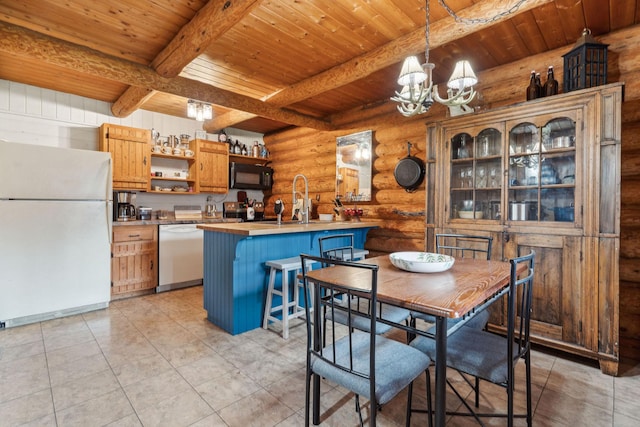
(312, 331), (431, 405)
(328, 300), (410, 334)
(410, 326), (517, 385)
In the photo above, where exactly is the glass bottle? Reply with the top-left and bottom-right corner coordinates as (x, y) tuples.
(544, 66), (558, 96)
(241, 143), (248, 156)
(526, 71), (537, 101)
(218, 128), (227, 143)
(535, 72), (543, 98)
(252, 141), (259, 157)
(233, 139), (241, 154)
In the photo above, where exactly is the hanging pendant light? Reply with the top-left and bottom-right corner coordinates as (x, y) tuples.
(391, 0), (477, 117)
(392, 0), (529, 117)
(187, 99), (213, 121)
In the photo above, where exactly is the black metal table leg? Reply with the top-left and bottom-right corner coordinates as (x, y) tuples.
(435, 316), (447, 427)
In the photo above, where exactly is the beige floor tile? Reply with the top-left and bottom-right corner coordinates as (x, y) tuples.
(97, 332), (159, 367)
(545, 355), (614, 412)
(110, 352), (174, 387)
(176, 352), (236, 386)
(104, 413), (143, 426)
(55, 388), (134, 427)
(51, 368), (120, 410)
(153, 337), (217, 368)
(217, 388), (296, 427)
(123, 369), (193, 412)
(0, 338), (45, 362)
(0, 286), (636, 426)
(196, 369), (263, 411)
(135, 388), (214, 427)
(45, 339), (102, 367)
(0, 322), (43, 349)
(0, 353), (50, 403)
(48, 352), (111, 387)
(535, 386), (614, 426)
(42, 327), (96, 353)
(188, 412), (230, 427)
(263, 367), (308, 412)
(0, 389), (54, 426)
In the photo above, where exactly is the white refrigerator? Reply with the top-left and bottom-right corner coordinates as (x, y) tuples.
(0, 141), (113, 327)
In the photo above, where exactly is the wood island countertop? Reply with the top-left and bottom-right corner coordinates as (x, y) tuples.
(197, 220), (381, 236)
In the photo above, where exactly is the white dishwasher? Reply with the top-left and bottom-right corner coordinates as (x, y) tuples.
(158, 224), (204, 292)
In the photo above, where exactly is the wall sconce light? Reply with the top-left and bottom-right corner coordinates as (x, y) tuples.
(187, 99), (213, 121)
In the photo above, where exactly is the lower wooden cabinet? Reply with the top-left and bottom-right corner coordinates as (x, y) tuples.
(111, 225), (157, 299)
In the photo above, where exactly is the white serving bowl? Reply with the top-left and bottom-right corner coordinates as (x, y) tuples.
(389, 252), (455, 273)
(459, 210), (483, 219)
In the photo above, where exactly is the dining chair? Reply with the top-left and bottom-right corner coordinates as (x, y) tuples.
(410, 234), (494, 327)
(300, 253), (432, 427)
(408, 250), (535, 427)
(318, 234), (411, 336)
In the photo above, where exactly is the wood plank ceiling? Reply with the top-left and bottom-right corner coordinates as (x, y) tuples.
(0, 0), (638, 135)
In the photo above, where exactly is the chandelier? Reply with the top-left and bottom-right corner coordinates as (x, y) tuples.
(391, 0), (527, 117)
(187, 99), (213, 121)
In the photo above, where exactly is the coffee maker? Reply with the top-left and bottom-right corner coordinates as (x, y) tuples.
(114, 191), (136, 221)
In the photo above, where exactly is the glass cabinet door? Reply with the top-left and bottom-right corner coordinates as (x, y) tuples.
(450, 128), (502, 221)
(508, 117), (576, 222)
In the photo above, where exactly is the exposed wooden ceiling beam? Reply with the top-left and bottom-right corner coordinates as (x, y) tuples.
(111, 0), (261, 118)
(208, 0), (554, 130)
(0, 21), (333, 131)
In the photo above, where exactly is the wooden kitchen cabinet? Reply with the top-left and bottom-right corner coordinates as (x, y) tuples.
(99, 124), (150, 191)
(111, 225), (157, 299)
(197, 139), (229, 193)
(428, 84), (622, 375)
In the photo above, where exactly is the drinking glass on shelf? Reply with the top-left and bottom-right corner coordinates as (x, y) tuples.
(465, 167), (474, 188)
(489, 166), (499, 187)
(476, 166), (487, 188)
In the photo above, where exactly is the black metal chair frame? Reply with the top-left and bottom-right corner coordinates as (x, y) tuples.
(318, 234), (410, 344)
(435, 233), (493, 260)
(300, 253), (432, 427)
(419, 250), (535, 427)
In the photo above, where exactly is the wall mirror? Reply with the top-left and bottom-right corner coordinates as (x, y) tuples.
(336, 130), (372, 202)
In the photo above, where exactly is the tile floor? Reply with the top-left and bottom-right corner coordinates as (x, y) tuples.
(1, 285), (638, 427)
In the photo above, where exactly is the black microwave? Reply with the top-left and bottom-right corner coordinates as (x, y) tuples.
(230, 162), (273, 190)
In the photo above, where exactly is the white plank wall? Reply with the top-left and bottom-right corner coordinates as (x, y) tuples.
(0, 79), (266, 211)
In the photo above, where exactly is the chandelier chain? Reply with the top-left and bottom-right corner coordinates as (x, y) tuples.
(437, 0), (529, 25)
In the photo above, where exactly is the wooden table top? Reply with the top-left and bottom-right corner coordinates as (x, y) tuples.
(305, 255), (520, 319)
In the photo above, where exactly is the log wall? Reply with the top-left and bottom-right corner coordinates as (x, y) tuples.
(263, 25), (640, 362)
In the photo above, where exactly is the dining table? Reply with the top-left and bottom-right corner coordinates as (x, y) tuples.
(304, 254), (524, 427)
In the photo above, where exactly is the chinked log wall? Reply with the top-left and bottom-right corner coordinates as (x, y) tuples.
(263, 25), (640, 361)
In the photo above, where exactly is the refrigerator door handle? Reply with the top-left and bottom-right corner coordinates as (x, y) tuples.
(107, 201), (113, 244)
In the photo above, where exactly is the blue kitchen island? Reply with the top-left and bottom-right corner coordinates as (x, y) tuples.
(197, 220), (379, 334)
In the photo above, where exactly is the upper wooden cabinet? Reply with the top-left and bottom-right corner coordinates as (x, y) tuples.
(197, 139), (229, 193)
(99, 127), (230, 194)
(427, 84), (623, 375)
(99, 124), (150, 191)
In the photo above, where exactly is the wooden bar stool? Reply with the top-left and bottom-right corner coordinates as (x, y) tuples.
(262, 256), (315, 339)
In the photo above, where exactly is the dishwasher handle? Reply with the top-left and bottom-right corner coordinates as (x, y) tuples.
(160, 224), (202, 234)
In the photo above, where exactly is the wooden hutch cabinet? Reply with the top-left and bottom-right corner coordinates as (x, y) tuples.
(426, 84), (622, 375)
(99, 123), (150, 191)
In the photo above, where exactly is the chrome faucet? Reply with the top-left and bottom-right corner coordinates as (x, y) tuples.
(292, 174), (309, 224)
